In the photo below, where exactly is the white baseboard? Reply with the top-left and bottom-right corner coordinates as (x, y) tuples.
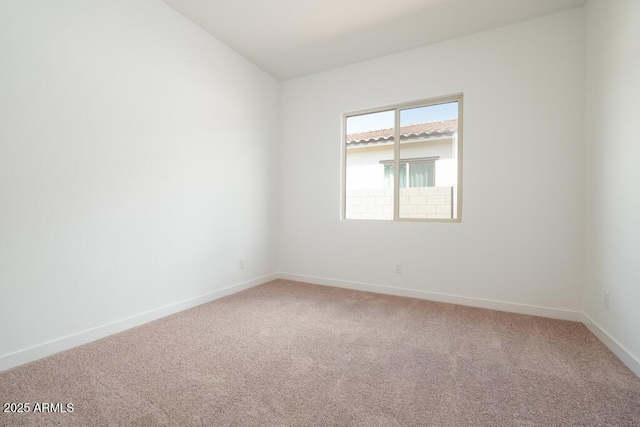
(278, 273), (583, 322)
(5, 272), (639, 381)
(279, 273), (640, 379)
(582, 313), (640, 378)
(0, 273), (277, 373)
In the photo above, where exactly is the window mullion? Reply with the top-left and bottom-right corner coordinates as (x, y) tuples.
(393, 108), (400, 220)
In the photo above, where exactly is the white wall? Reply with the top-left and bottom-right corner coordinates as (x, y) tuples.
(584, 0), (640, 370)
(8, 0), (634, 377)
(0, 0), (278, 369)
(279, 9), (585, 314)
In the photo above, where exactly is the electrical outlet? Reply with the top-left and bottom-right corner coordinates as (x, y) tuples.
(239, 259), (245, 269)
(395, 262), (403, 274)
(603, 292), (610, 310)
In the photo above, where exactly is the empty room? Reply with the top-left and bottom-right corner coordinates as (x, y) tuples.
(1, 0), (639, 425)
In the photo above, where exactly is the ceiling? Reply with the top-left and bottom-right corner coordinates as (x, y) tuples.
(161, 0), (586, 81)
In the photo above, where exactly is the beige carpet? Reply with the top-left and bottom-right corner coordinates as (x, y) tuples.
(1, 279), (639, 426)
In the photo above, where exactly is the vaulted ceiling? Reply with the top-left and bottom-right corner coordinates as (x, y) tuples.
(161, 0), (586, 81)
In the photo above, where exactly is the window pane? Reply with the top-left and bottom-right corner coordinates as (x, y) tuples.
(383, 164), (394, 189)
(399, 102), (458, 219)
(409, 161), (434, 188)
(383, 163), (408, 189)
(345, 110), (394, 220)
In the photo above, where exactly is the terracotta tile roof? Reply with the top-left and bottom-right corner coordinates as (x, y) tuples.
(346, 118), (457, 145)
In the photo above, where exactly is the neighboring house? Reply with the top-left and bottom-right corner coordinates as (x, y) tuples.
(345, 118), (458, 190)
(345, 118), (459, 220)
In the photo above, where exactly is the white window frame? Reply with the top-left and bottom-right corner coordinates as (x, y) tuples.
(342, 93), (463, 223)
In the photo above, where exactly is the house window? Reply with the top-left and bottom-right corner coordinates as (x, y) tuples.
(343, 94), (462, 221)
(382, 158), (436, 189)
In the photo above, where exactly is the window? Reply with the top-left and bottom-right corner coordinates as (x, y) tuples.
(343, 94), (462, 221)
(382, 158), (437, 189)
